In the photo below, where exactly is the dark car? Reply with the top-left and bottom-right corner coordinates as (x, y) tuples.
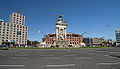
(1, 45), (9, 50)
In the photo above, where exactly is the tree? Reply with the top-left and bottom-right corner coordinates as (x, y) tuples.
(27, 40), (32, 45)
(32, 41), (39, 45)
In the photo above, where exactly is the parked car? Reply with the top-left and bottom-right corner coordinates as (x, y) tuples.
(1, 45), (9, 50)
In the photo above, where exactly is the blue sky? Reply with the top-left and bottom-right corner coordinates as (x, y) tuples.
(0, 0), (120, 41)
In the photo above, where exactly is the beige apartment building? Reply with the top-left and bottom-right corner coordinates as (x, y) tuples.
(0, 11), (28, 45)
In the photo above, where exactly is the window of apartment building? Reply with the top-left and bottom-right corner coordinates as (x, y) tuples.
(10, 35), (12, 37)
(13, 35), (15, 37)
(2, 40), (4, 42)
(14, 25), (16, 27)
(14, 14), (16, 16)
(13, 17), (15, 21)
(17, 14), (19, 17)
(7, 27), (9, 29)
(6, 34), (8, 37)
(10, 32), (12, 34)
(2, 34), (4, 36)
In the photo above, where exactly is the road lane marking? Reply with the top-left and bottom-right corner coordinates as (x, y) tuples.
(96, 51), (107, 52)
(0, 65), (24, 67)
(75, 57), (92, 59)
(88, 53), (94, 55)
(46, 64), (75, 67)
(88, 50), (95, 51)
(107, 52), (119, 54)
(104, 55), (109, 56)
(106, 56), (118, 59)
(42, 57), (61, 59)
(64, 55), (74, 56)
(97, 62), (120, 65)
(15, 55), (28, 56)
(10, 57), (27, 59)
(40, 55), (54, 57)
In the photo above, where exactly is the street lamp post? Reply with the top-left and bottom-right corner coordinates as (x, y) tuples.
(80, 32), (88, 47)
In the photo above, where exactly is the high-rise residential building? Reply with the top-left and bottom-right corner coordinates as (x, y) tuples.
(0, 11), (28, 45)
(115, 29), (120, 46)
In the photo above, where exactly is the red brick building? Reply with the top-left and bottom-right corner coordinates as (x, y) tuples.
(42, 32), (83, 47)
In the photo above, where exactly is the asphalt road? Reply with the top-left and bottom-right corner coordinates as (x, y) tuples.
(0, 48), (120, 69)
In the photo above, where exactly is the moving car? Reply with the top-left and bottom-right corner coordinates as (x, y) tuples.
(1, 45), (9, 50)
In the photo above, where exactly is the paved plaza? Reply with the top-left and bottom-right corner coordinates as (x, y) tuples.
(0, 48), (120, 69)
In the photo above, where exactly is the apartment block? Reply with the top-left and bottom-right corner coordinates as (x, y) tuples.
(0, 11), (28, 45)
(115, 29), (120, 46)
